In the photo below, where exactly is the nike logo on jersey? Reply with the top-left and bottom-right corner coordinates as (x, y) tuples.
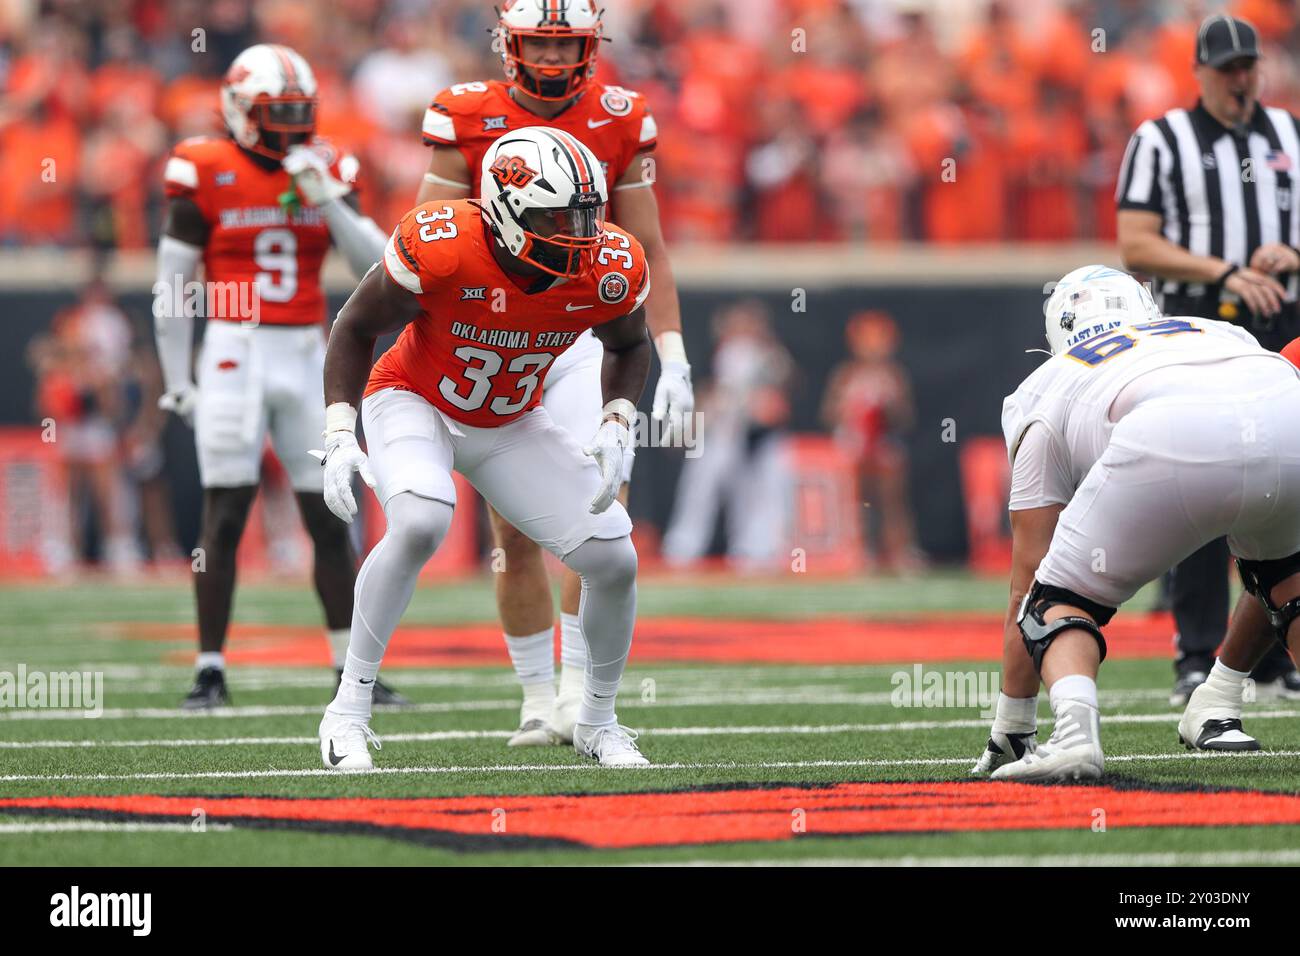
(565, 303), (594, 311)
(587, 118), (613, 129)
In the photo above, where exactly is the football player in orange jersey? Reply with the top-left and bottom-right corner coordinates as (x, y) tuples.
(415, 0), (692, 747)
(154, 44), (407, 709)
(316, 128), (651, 769)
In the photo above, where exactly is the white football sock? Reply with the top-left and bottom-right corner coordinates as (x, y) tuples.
(1048, 674), (1099, 711)
(196, 652), (224, 672)
(327, 628), (350, 669)
(504, 629), (556, 719)
(1206, 658), (1250, 699)
(991, 692), (1037, 734)
(558, 612), (586, 697)
(330, 651), (379, 720)
(562, 536), (637, 727)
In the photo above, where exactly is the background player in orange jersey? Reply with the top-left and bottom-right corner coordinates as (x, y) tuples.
(316, 127), (652, 769)
(154, 44), (406, 709)
(414, 0), (692, 747)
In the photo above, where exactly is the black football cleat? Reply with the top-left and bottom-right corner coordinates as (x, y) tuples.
(334, 669), (411, 707)
(181, 667), (230, 711)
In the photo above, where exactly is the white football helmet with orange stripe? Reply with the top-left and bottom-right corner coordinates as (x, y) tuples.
(479, 126), (608, 279)
(497, 0), (604, 101)
(221, 44), (318, 160)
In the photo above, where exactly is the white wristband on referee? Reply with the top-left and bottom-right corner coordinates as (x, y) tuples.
(602, 398), (637, 428)
(654, 330), (689, 366)
(324, 402), (358, 434)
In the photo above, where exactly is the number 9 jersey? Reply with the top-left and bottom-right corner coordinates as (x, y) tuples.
(366, 199), (650, 428)
(163, 135), (358, 326)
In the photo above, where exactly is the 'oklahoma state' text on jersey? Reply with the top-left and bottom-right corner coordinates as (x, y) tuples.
(422, 80), (656, 196)
(162, 136), (358, 326)
(367, 200), (650, 428)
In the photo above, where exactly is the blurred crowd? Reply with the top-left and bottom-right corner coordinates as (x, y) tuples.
(5, 0), (1300, 249)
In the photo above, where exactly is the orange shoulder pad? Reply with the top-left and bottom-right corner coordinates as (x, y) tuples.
(382, 201), (473, 293)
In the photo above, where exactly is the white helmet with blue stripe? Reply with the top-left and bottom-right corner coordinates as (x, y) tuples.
(1044, 265), (1160, 355)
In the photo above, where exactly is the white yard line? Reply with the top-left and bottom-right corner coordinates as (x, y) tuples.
(3, 750), (1299, 783)
(9, 685), (1282, 722)
(3, 709), (1300, 751)
(0, 821), (232, 834)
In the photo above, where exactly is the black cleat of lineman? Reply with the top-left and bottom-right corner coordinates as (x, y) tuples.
(181, 667), (230, 710)
(985, 731), (1034, 761)
(1181, 717), (1261, 752)
(334, 670), (411, 707)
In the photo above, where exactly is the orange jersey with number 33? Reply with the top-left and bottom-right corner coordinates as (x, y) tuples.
(366, 200), (649, 428)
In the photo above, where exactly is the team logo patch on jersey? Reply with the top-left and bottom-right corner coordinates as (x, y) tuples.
(600, 89), (633, 117)
(483, 115), (509, 131)
(460, 286), (488, 301)
(489, 155), (538, 188)
(215, 171), (237, 186)
(598, 272), (629, 305)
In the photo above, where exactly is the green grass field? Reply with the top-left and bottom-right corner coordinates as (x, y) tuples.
(2, 571), (1299, 867)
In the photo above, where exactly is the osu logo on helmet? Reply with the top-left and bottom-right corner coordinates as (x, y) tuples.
(490, 155), (539, 189)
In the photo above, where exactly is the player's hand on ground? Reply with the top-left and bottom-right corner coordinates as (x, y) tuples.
(282, 145), (351, 207)
(1225, 265), (1286, 316)
(652, 360), (693, 444)
(584, 418), (631, 514)
(1248, 243), (1300, 277)
(158, 385), (198, 427)
(311, 431), (375, 524)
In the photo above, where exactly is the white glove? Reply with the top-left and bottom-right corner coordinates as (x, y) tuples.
(283, 144), (351, 207)
(652, 359), (694, 445)
(584, 418), (631, 514)
(158, 386), (198, 428)
(310, 430), (376, 524)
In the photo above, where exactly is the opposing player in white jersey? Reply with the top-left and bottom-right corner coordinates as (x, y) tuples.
(971, 265), (1300, 782)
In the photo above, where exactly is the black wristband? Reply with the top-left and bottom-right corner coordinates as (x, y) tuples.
(1218, 263), (1240, 284)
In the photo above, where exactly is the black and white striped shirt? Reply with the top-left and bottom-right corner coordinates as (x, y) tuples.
(1116, 101), (1300, 303)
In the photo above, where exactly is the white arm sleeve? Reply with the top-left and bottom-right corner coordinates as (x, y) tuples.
(153, 235), (203, 394)
(1008, 423), (1074, 511)
(319, 198), (389, 278)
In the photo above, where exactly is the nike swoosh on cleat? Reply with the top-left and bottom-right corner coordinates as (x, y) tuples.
(587, 119), (613, 128)
(359, 678), (374, 684)
(328, 741), (345, 766)
(565, 303), (593, 311)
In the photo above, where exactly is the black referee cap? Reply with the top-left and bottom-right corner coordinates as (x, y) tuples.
(1196, 14), (1261, 68)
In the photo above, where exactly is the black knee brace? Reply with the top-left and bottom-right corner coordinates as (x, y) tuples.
(1017, 580), (1114, 673)
(1236, 554), (1300, 650)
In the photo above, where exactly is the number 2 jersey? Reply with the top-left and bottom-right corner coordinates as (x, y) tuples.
(162, 135), (358, 326)
(1002, 317), (1299, 504)
(366, 199), (650, 428)
(421, 80), (656, 199)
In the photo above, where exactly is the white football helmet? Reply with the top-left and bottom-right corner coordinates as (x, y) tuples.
(1044, 265), (1160, 355)
(221, 44), (318, 160)
(480, 126), (608, 279)
(497, 0), (604, 101)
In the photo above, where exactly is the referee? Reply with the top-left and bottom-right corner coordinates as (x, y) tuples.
(1116, 12), (1300, 705)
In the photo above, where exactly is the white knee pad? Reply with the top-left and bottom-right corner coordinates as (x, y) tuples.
(383, 492), (454, 562)
(565, 535), (638, 588)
